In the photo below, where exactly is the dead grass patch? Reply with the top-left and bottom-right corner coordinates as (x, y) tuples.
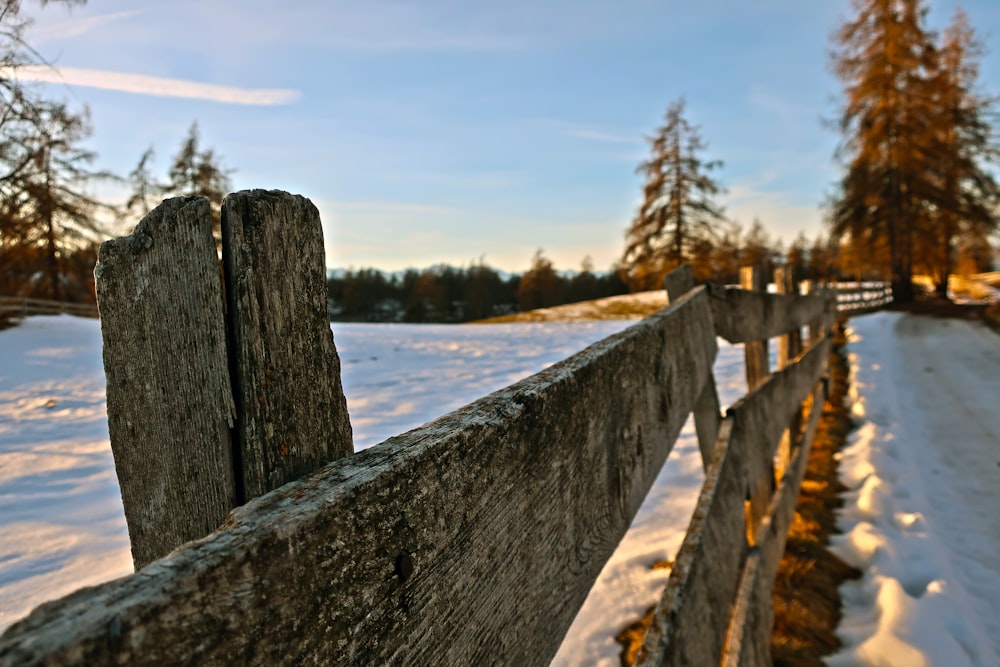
(770, 322), (861, 667)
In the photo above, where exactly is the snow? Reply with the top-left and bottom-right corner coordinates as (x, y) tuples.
(3, 309), (997, 667)
(830, 312), (1000, 667)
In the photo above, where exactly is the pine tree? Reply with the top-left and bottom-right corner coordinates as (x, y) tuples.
(621, 98), (725, 291)
(830, 0), (939, 302)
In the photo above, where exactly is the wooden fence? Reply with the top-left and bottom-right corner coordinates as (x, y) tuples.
(0, 192), (890, 666)
(0, 295), (99, 320)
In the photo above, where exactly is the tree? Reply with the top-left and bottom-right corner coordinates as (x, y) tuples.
(120, 146), (159, 224)
(517, 249), (565, 311)
(161, 122), (232, 229)
(6, 103), (112, 300)
(621, 98), (725, 291)
(830, 0), (939, 302)
(918, 8), (1000, 297)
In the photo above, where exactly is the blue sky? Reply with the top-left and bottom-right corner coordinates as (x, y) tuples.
(17, 0), (1000, 273)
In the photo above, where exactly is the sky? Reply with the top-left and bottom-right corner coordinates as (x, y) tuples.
(15, 0), (1000, 273)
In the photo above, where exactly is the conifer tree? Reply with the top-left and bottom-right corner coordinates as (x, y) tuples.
(621, 98), (725, 291)
(830, 0), (939, 302)
(161, 122), (232, 228)
(920, 8), (1000, 296)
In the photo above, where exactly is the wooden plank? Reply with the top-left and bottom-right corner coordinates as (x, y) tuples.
(706, 285), (828, 344)
(693, 374), (721, 471)
(740, 267), (769, 392)
(221, 190), (354, 501)
(94, 196), (237, 569)
(722, 381), (827, 667)
(636, 419), (748, 667)
(727, 337), (830, 542)
(663, 264), (694, 302)
(0, 287), (719, 667)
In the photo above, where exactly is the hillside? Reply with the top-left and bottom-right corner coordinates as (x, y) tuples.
(474, 290), (669, 323)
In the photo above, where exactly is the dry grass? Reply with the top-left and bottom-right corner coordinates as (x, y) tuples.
(471, 292), (668, 324)
(770, 322), (861, 666)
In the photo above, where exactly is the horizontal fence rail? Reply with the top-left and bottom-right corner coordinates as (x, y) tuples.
(1, 194), (858, 667)
(834, 282), (893, 314)
(0, 296), (99, 319)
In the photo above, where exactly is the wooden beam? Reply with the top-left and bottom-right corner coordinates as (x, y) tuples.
(707, 285), (828, 344)
(721, 380), (827, 667)
(636, 419), (748, 667)
(0, 288), (718, 667)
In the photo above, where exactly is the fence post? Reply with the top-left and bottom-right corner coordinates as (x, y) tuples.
(740, 265), (771, 546)
(739, 266), (769, 390)
(221, 190), (353, 500)
(96, 191), (354, 569)
(773, 267), (802, 480)
(96, 197), (238, 569)
(664, 264), (721, 470)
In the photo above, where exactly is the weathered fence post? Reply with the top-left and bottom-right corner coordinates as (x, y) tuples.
(95, 190), (353, 569)
(739, 265), (771, 546)
(96, 197), (238, 569)
(739, 266), (768, 391)
(773, 267), (802, 479)
(664, 264), (720, 470)
(221, 190), (353, 499)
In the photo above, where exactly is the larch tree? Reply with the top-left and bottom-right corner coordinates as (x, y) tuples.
(7, 103), (111, 300)
(919, 8), (1000, 297)
(830, 0), (939, 303)
(621, 98), (725, 292)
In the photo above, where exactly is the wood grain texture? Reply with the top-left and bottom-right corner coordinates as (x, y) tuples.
(663, 264), (694, 302)
(0, 288), (718, 667)
(221, 190), (353, 501)
(707, 285), (829, 344)
(94, 196), (237, 570)
(722, 381), (827, 667)
(636, 419), (748, 667)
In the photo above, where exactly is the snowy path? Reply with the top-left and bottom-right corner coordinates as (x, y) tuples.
(832, 312), (1000, 666)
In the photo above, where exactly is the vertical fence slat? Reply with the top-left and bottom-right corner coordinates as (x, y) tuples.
(739, 266), (771, 546)
(663, 264), (694, 302)
(95, 197), (237, 569)
(739, 267), (769, 390)
(773, 267), (803, 480)
(221, 190), (354, 501)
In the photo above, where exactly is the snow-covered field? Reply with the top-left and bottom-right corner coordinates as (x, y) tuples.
(2, 310), (997, 665)
(832, 312), (1000, 667)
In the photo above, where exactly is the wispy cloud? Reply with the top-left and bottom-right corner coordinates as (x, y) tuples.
(8, 66), (301, 106)
(31, 10), (148, 43)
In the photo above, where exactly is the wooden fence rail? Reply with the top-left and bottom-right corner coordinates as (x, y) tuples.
(0, 296), (99, 319)
(0, 192), (875, 666)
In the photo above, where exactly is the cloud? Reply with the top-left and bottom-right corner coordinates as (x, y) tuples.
(30, 10), (148, 43)
(8, 66), (301, 106)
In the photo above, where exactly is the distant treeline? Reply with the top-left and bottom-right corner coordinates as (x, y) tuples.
(326, 253), (628, 323)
